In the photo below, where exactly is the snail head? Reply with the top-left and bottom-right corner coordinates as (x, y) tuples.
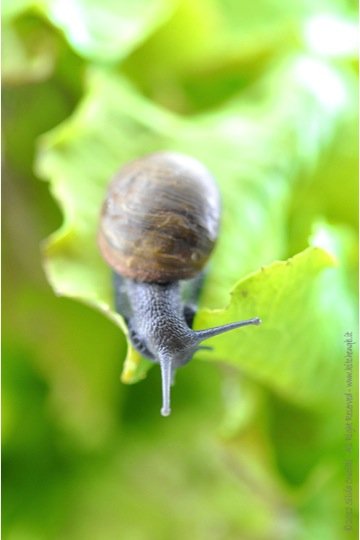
(157, 317), (261, 417)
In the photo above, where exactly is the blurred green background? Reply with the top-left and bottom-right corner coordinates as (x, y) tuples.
(2, 0), (358, 539)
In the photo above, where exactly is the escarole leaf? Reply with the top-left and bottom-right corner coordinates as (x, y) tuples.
(36, 53), (354, 383)
(195, 240), (355, 406)
(46, 0), (177, 63)
(1, 15), (59, 86)
(1, 0), (36, 20)
(2, 0), (177, 63)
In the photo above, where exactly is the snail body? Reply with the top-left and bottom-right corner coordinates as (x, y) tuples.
(98, 152), (260, 416)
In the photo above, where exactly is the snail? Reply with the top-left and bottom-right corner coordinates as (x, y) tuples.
(98, 151), (260, 416)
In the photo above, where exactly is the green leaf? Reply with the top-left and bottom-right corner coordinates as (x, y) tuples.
(1, 0), (39, 20)
(195, 245), (353, 406)
(2, 24), (45, 84)
(47, 0), (178, 62)
(2, 0), (178, 63)
(36, 54), (354, 383)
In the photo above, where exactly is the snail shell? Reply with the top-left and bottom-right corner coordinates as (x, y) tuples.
(98, 151), (220, 282)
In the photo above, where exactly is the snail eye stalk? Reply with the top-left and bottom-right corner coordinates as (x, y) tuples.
(195, 317), (261, 342)
(159, 356), (172, 417)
